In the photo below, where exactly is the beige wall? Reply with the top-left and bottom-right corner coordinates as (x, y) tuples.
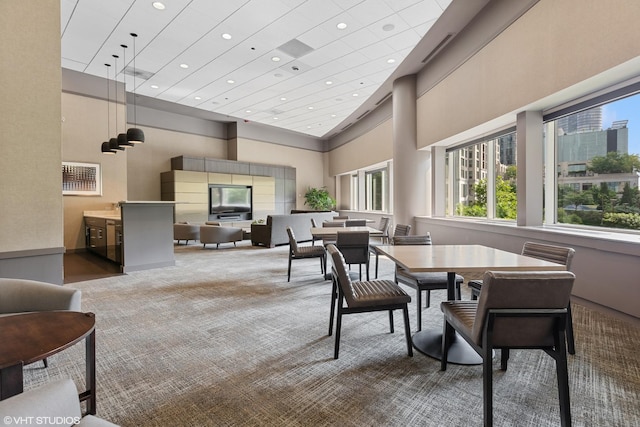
(0, 1), (62, 253)
(417, 0), (640, 148)
(235, 138), (325, 209)
(126, 126), (227, 201)
(328, 119), (393, 177)
(61, 93), (128, 251)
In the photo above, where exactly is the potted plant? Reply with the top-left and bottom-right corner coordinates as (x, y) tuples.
(304, 187), (336, 211)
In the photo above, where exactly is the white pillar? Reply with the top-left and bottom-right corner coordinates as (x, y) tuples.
(516, 110), (544, 226)
(392, 75), (428, 227)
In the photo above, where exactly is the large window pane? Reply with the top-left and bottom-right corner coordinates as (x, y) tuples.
(365, 168), (387, 211)
(555, 95), (640, 230)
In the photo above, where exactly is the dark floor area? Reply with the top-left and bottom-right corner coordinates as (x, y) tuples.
(64, 251), (122, 284)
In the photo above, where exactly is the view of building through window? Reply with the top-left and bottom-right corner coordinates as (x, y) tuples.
(553, 93), (640, 230)
(448, 131), (517, 219)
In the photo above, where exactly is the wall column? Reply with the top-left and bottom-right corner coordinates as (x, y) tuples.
(392, 74), (428, 227)
(516, 110), (544, 226)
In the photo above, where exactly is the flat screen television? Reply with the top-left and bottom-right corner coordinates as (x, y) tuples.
(209, 185), (252, 220)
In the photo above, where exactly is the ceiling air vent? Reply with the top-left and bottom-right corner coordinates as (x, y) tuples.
(375, 93), (392, 106)
(276, 39), (314, 59)
(341, 123), (353, 131)
(356, 110), (370, 120)
(123, 65), (155, 80)
(421, 33), (456, 65)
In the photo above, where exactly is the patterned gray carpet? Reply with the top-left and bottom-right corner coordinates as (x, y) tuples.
(23, 242), (640, 426)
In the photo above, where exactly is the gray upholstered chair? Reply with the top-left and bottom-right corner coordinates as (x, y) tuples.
(320, 220), (344, 247)
(371, 223), (411, 279)
(0, 378), (118, 426)
(393, 234), (463, 331)
(441, 270), (575, 427)
(336, 230), (370, 281)
(286, 227), (325, 282)
(468, 241), (576, 354)
(332, 215), (349, 220)
(200, 223), (244, 248)
(344, 219), (366, 226)
(0, 278), (82, 368)
(173, 222), (200, 245)
(327, 244), (412, 359)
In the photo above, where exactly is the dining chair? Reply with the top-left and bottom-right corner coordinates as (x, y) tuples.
(468, 241), (577, 354)
(441, 270), (575, 427)
(336, 230), (370, 280)
(333, 215), (349, 220)
(327, 244), (412, 359)
(392, 234), (463, 331)
(344, 219), (366, 226)
(370, 223), (411, 279)
(321, 220), (344, 246)
(286, 226), (325, 282)
(310, 218), (320, 246)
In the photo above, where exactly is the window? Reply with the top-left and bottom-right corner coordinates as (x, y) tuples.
(548, 92), (640, 231)
(447, 130), (517, 219)
(350, 174), (358, 210)
(365, 168), (388, 211)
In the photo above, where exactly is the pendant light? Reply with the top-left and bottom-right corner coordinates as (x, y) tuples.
(101, 63), (116, 154)
(109, 54), (125, 152)
(117, 44), (133, 149)
(126, 33), (145, 144)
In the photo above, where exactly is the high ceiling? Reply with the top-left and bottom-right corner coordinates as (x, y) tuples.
(61, 0), (472, 138)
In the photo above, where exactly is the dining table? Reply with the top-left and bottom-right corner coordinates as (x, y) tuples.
(373, 244), (566, 365)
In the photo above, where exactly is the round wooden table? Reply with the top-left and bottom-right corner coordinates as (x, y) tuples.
(0, 311), (96, 414)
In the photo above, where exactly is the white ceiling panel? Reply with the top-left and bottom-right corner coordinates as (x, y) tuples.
(60, 0), (476, 137)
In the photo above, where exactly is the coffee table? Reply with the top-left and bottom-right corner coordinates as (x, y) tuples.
(374, 244), (565, 364)
(0, 311), (96, 414)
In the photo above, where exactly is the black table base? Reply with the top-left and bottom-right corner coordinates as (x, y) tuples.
(412, 330), (484, 365)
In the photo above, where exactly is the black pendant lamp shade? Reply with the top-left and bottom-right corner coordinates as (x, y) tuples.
(126, 33), (145, 144)
(118, 132), (133, 148)
(109, 137), (124, 151)
(101, 141), (116, 154)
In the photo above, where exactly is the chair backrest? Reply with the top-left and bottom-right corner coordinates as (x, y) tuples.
(336, 230), (370, 264)
(521, 242), (575, 270)
(392, 234), (431, 246)
(377, 217), (390, 234)
(471, 270), (576, 347)
(327, 244), (356, 305)
(333, 216), (349, 220)
(323, 221), (344, 228)
(345, 219), (366, 226)
(393, 224), (411, 237)
(311, 218), (319, 227)
(286, 226), (299, 253)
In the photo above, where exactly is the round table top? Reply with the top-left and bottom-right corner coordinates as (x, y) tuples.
(0, 311), (95, 368)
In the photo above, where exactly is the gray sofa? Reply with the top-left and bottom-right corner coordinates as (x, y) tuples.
(251, 211), (336, 247)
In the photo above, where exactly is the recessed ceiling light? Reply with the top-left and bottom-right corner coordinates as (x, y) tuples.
(280, 97), (287, 101)
(273, 117), (279, 120)
(336, 22), (347, 30)
(331, 114), (336, 118)
(179, 63), (189, 69)
(222, 33), (232, 40)
(387, 58), (396, 64)
(152, 2), (165, 10)
(245, 110), (251, 113)
(227, 79), (235, 84)
(307, 126), (312, 129)
(271, 56), (281, 62)
(308, 106), (314, 110)
(352, 93), (358, 97)
(325, 81), (333, 85)
(150, 84), (159, 89)
(194, 96), (201, 100)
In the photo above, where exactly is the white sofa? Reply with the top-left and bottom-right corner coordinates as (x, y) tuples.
(200, 222), (244, 248)
(250, 211), (337, 247)
(0, 378), (118, 426)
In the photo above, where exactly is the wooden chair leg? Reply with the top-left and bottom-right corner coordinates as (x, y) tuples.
(328, 279), (337, 336)
(402, 306), (413, 357)
(500, 348), (509, 370)
(287, 256), (292, 282)
(416, 289), (422, 332)
(566, 302), (576, 355)
(425, 290), (431, 308)
(43, 358), (48, 368)
(483, 344), (495, 427)
(374, 252), (379, 279)
(441, 320), (452, 371)
(388, 310), (394, 333)
(334, 299), (343, 359)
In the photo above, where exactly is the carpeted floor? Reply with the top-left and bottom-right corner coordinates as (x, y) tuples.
(23, 242), (640, 426)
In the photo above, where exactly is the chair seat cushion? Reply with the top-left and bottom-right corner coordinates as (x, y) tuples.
(468, 279), (483, 291)
(397, 269), (464, 287)
(441, 301), (477, 336)
(296, 245), (325, 257)
(348, 280), (411, 308)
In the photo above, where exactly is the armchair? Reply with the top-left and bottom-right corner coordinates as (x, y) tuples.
(200, 222), (244, 248)
(173, 222), (200, 245)
(0, 378), (118, 426)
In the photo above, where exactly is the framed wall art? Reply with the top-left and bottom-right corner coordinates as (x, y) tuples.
(62, 161), (102, 196)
